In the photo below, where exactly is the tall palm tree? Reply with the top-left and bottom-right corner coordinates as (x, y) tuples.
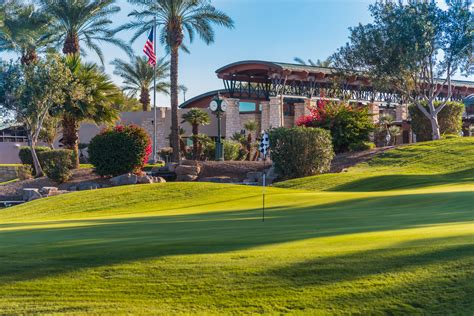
(0, 1), (51, 64)
(38, 0), (132, 64)
(117, 0), (234, 162)
(179, 84), (188, 101)
(293, 57), (332, 67)
(181, 108), (210, 160)
(111, 56), (170, 111)
(60, 54), (121, 167)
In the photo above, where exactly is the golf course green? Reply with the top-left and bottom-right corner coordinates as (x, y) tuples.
(0, 138), (472, 314)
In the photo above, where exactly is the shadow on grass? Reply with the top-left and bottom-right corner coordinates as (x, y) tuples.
(0, 190), (472, 286)
(263, 236), (474, 313)
(327, 168), (474, 192)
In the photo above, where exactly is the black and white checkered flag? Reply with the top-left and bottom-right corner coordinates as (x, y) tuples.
(259, 131), (270, 158)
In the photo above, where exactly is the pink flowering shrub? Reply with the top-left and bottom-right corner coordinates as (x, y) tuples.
(89, 124), (152, 176)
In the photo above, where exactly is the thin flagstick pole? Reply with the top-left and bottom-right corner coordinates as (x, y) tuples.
(262, 156), (265, 222)
(153, 16), (157, 163)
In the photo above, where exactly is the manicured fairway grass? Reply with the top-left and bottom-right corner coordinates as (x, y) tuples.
(0, 138), (473, 314)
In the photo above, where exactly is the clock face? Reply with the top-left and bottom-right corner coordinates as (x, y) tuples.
(220, 100), (227, 112)
(209, 100), (218, 111)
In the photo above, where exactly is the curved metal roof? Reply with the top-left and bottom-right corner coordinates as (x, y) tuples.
(215, 60), (474, 88)
(464, 94), (474, 106)
(179, 89), (227, 109)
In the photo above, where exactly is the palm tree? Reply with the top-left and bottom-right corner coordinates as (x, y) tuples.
(117, 0), (234, 162)
(293, 57), (332, 67)
(60, 55), (121, 167)
(181, 108), (210, 160)
(243, 120), (258, 161)
(0, 1), (51, 64)
(111, 56), (170, 111)
(38, 0), (131, 64)
(179, 85), (188, 101)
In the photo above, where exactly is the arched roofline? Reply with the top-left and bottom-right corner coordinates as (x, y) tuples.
(179, 89), (228, 109)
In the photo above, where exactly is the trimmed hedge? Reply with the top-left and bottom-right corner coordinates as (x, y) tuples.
(408, 101), (464, 141)
(19, 146), (51, 166)
(269, 127), (334, 179)
(37, 149), (74, 183)
(88, 124), (152, 176)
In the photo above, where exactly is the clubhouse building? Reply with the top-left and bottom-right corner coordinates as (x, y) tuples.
(1, 60), (473, 164)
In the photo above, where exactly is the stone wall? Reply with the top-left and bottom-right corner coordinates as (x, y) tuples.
(224, 98), (241, 139)
(269, 97), (283, 128)
(0, 166), (18, 182)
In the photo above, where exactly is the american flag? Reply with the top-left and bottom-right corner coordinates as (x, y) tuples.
(143, 27), (156, 66)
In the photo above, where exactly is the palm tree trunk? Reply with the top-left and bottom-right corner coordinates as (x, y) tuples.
(192, 124), (198, 160)
(170, 46), (180, 162)
(20, 48), (38, 65)
(246, 133), (252, 161)
(140, 87), (151, 111)
(63, 32), (80, 54)
(62, 114), (80, 168)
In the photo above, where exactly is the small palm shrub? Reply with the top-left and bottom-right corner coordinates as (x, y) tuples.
(88, 124), (152, 176)
(269, 127), (334, 179)
(38, 149), (75, 183)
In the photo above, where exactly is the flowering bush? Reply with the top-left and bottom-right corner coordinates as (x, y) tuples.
(88, 124), (152, 176)
(296, 99), (374, 153)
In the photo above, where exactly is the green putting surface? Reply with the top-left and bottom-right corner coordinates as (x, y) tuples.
(0, 138), (473, 314)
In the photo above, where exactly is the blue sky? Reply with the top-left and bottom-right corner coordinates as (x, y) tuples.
(4, 0), (466, 107)
(115, 0), (374, 106)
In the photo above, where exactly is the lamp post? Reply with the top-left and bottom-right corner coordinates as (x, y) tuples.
(209, 95), (227, 161)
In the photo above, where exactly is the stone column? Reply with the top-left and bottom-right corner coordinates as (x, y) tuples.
(368, 103), (380, 124)
(224, 98), (240, 138)
(260, 101), (270, 132)
(396, 104), (408, 121)
(269, 96), (283, 129)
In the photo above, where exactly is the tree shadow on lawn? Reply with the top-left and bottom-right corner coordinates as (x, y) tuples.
(262, 236), (474, 313)
(0, 190), (472, 286)
(327, 168), (474, 192)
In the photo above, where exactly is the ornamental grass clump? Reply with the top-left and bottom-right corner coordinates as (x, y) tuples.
(88, 124), (152, 176)
(269, 127), (334, 179)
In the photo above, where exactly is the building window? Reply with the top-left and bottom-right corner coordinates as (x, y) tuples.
(239, 101), (257, 112)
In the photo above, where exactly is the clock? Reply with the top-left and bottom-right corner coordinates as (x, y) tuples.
(209, 100), (218, 112)
(220, 100), (227, 112)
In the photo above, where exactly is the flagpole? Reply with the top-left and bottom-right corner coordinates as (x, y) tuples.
(152, 16), (157, 163)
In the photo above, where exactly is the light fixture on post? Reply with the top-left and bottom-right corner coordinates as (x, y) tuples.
(209, 94), (227, 161)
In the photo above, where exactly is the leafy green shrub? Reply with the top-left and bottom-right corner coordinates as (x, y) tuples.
(348, 141), (375, 152)
(19, 146), (51, 166)
(269, 127), (334, 179)
(441, 134), (461, 139)
(223, 140), (243, 161)
(38, 149), (74, 183)
(88, 124), (152, 176)
(16, 164), (33, 180)
(297, 101), (374, 153)
(408, 101), (464, 141)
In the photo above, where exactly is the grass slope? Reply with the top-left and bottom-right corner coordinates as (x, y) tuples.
(275, 137), (474, 191)
(0, 138), (473, 314)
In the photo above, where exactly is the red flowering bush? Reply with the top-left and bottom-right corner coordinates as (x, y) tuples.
(296, 99), (374, 153)
(88, 124), (152, 176)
